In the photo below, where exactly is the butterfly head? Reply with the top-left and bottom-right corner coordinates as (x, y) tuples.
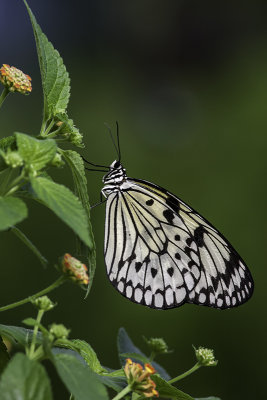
(102, 160), (127, 187)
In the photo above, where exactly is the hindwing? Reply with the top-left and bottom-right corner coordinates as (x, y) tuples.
(104, 178), (254, 309)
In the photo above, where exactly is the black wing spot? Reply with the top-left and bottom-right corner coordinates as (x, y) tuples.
(151, 268), (157, 278)
(186, 237), (193, 246)
(144, 255), (150, 263)
(118, 260), (125, 270)
(167, 267), (174, 277)
(193, 226), (205, 247)
(188, 261), (196, 269)
(166, 196), (180, 213)
(211, 275), (219, 292)
(146, 199), (154, 206)
(163, 209), (174, 223)
(135, 262), (142, 272)
(184, 247), (191, 256)
(128, 252), (136, 263)
(175, 252), (181, 260)
(174, 234), (180, 241)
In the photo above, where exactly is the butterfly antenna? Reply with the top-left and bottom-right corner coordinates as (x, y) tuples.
(104, 122), (120, 162)
(81, 156), (109, 171)
(116, 121), (121, 162)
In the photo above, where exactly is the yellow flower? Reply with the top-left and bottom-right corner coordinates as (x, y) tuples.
(62, 253), (89, 286)
(0, 64), (32, 94)
(194, 346), (218, 367)
(124, 358), (159, 398)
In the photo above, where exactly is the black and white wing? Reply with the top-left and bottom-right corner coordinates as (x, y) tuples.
(104, 178), (254, 309)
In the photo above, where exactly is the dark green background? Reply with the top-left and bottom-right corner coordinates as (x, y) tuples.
(1, 1), (266, 399)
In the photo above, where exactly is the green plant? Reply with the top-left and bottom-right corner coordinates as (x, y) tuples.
(0, 1), (221, 399)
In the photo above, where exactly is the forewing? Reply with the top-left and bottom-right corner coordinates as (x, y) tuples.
(104, 179), (254, 309)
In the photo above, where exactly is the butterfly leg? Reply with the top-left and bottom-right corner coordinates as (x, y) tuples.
(90, 191), (107, 209)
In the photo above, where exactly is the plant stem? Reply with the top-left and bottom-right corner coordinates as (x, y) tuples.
(168, 362), (201, 384)
(0, 276), (66, 312)
(41, 118), (55, 137)
(3, 172), (25, 196)
(30, 343), (45, 361)
(0, 87), (10, 108)
(112, 385), (132, 400)
(28, 309), (44, 359)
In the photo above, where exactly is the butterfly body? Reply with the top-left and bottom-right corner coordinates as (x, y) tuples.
(102, 160), (254, 310)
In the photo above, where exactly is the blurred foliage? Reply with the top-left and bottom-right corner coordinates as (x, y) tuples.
(1, 1), (266, 399)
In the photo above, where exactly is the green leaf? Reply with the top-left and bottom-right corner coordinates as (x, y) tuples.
(0, 324), (42, 347)
(23, 1), (70, 120)
(71, 339), (105, 374)
(0, 196), (28, 231)
(22, 318), (39, 327)
(10, 226), (48, 267)
(0, 353), (52, 400)
(16, 132), (57, 172)
(30, 177), (92, 248)
(0, 336), (9, 374)
(117, 328), (170, 381)
(152, 375), (194, 400)
(55, 338), (105, 374)
(97, 375), (127, 392)
(0, 136), (16, 152)
(52, 353), (108, 400)
(62, 150), (96, 294)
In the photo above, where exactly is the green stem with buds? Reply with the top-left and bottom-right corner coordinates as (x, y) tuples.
(0, 87), (10, 108)
(112, 385), (132, 400)
(168, 362), (201, 384)
(0, 276), (66, 312)
(28, 309), (44, 359)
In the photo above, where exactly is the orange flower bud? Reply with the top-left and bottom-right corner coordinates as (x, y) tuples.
(0, 64), (32, 94)
(62, 253), (89, 286)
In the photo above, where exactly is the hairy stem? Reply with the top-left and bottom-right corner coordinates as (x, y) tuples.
(0, 276), (66, 312)
(28, 309), (44, 359)
(168, 362), (201, 384)
(0, 87), (10, 108)
(112, 385), (132, 400)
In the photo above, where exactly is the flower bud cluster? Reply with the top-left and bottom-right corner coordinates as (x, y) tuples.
(146, 337), (169, 355)
(32, 296), (55, 312)
(2, 149), (23, 168)
(0, 64), (32, 94)
(194, 346), (217, 367)
(62, 253), (89, 285)
(49, 323), (70, 339)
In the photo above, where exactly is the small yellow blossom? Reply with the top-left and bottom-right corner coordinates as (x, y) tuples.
(0, 64), (32, 94)
(124, 358), (159, 398)
(194, 346), (218, 367)
(62, 253), (89, 285)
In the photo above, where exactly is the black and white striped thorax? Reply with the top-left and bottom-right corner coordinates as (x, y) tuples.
(102, 160), (129, 197)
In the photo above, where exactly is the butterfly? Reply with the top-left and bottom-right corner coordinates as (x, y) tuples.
(85, 129), (254, 310)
